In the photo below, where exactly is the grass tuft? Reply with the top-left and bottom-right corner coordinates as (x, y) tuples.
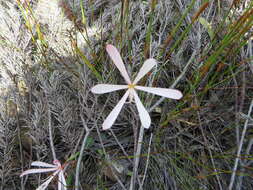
(0, 0), (252, 189)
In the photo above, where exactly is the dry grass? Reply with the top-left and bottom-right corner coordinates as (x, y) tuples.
(0, 0), (253, 189)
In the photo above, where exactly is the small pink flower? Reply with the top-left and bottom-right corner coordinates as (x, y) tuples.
(20, 160), (67, 190)
(91, 44), (183, 130)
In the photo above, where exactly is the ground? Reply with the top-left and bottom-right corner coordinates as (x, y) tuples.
(0, 0), (253, 189)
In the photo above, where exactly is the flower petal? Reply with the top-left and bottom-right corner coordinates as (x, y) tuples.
(36, 170), (60, 190)
(91, 84), (128, 94)
(36, 176), (55, 190)
(59, 171), (67, 190)
(133, 58), (157, 85)
(135, 86), (183, 99)
(106, 44), (131, 84)
(31, 161), (56, 168)
(58, 171), (61, 190)
(132, 89), (151, 128)
(20, 168), (58, 177)
(53, 159), (61, 167)
(102, 90), (130, 130)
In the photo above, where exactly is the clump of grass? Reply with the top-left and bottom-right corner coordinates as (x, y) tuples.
(0, 0), (252, 189)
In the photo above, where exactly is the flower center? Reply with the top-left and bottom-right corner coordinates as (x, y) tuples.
(128, 84), (136, 89)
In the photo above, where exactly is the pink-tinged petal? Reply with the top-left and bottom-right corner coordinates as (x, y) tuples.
(20, 168), (58, 177)
(106, 44), (131, 84)
(36, 176), (55, 190)
(31, 161), (56, 168)
(91, 84), (128, 94)
(36, 170), (60, 190)
(135, 86), (183, 100)
(58, 171), (61, 190)
(53, 159), (61, 166)
(133, 58), (157, 85)
(102, 90), (130, 130)
(132, 89), (151, 128)
(59, 171), (67, 190)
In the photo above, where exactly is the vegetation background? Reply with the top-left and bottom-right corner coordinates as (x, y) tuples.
(0, 0), (252, 189)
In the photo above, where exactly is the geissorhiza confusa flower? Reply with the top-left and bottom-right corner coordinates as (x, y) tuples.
(91, 44), (183, 130)
(20, 160), (67, 190)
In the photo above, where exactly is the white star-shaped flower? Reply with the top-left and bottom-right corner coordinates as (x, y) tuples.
(91, 44), (183, 130)
(20, 160), (67, 190)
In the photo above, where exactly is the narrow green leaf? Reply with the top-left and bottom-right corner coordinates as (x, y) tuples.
(75, 47), (102, 79)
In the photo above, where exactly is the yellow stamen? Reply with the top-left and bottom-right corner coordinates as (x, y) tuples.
(128, 84), (136, 89)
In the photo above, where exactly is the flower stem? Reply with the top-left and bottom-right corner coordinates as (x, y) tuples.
(47, 100), (56, 161)
(129, 125), (144, 190)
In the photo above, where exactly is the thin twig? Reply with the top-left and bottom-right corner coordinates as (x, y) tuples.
(129, 125), (144, 190)
(110, 129), (133, 163)
(47, 102), (56, 161)
(72, 126), (86, 157)
(248, 39), (253, 74)
(149, 50), (196, 112)
(140, 133), (152, 189)
(229, 99), (253, 190)
(230, 65), (240, 145)
(75, 115), (92, 190)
